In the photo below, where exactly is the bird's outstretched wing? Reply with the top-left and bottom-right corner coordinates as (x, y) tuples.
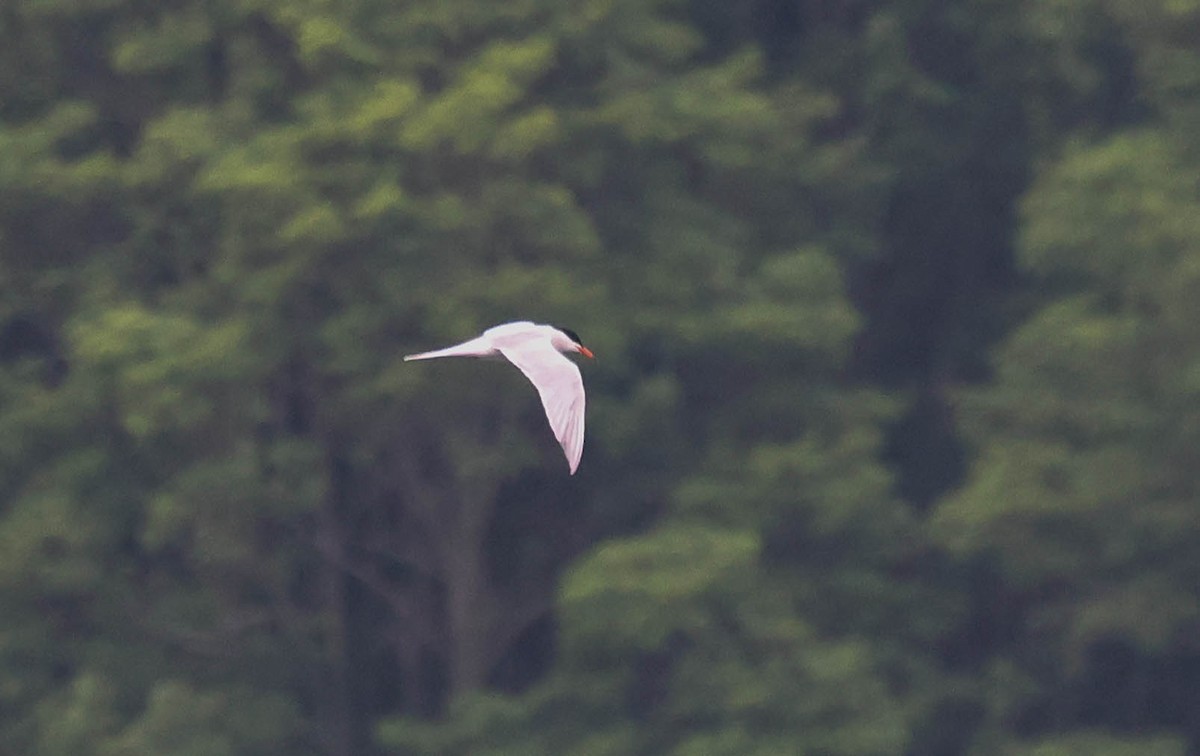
(498, 341), (586, 474)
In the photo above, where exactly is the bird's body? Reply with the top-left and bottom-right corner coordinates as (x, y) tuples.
(404, 321), (594, 474)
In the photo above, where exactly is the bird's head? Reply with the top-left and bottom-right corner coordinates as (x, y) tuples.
(554, 326), (594, 359)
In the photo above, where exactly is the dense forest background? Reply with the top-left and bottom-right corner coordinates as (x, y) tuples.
(2, 0), (1199, 754)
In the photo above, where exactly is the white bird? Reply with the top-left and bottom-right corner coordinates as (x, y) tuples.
(403, 321), (594, 474)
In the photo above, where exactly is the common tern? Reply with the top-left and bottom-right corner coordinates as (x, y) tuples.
(404, 321), (594, 474)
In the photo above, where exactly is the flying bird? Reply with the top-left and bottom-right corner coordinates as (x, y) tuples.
(404, 321), (594, 474)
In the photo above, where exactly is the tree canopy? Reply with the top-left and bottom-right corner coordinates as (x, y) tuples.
(1, 0), (1198, 754)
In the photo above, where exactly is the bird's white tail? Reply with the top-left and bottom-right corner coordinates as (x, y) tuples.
(403, 337), (495, 361)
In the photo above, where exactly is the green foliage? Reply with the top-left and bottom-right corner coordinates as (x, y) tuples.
(560, 525), (759, 655)
(998, 731), (1184, 756)
(2, 0), (1200, 754)
(930, 27), (1200, 743)
(37, 677), (305, 756)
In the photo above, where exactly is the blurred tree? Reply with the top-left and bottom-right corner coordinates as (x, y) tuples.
(844, 0), (1147, 507)
(4, 0), (1200, 755)
(380, 64), (924, 745)
(1, 0), (892, 752)
(932, 127), (1200, 749)
(934, 0), (1200, 748)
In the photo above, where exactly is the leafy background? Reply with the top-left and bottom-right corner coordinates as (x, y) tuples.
(2, 0), (1199, 754)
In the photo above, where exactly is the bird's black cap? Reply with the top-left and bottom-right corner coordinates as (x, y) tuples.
(556, 326), (584, 345)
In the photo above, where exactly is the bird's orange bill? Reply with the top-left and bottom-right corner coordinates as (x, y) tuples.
(579, 346), (595, 359)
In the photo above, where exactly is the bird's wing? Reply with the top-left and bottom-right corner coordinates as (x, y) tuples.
(498, 341), (586, 474)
